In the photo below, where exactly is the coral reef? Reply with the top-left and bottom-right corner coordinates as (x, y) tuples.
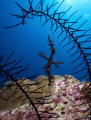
(0, 75), (91, 120)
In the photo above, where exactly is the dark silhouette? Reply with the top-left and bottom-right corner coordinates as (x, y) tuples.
(0, 52), (58, 119)
(3, 0), (91, 83)
(39, 35), (63, 85)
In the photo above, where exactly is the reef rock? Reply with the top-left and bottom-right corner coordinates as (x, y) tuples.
(0, 75), (91, 120)
(0, 75), (63, 113)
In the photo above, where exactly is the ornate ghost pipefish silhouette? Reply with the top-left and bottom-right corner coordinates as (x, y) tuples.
(39, 35), (63, 85)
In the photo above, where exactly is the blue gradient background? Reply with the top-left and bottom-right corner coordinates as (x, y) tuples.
(0, 0), (91, 83)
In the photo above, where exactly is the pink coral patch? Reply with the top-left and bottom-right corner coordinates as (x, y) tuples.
(58, 82), (65, 87)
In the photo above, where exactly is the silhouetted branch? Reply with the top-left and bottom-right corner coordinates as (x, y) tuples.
(3, 0), (91, 83)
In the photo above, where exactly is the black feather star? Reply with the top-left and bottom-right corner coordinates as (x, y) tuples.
(2, 0), (91, 119)
(3, 0), (91, 82)
(0, 52), (41, 119)
(0, 52), (58, 120)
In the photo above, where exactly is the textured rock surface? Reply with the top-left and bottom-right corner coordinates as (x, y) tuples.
(0, 75), (91, 120)
(0, 75), (63, 113)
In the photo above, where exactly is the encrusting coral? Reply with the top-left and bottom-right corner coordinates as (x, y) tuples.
(0, 75), (91, 120)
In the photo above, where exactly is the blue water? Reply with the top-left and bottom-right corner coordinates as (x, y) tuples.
(0, 0), (91, 83)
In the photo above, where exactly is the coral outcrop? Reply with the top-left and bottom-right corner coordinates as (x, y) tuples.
(0, 75), (91, 120)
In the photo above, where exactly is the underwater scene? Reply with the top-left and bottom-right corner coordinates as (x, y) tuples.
(0, 0), (91, 119)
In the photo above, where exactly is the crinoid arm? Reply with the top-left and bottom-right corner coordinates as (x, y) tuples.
(3, 0), (91, 82)
(0, 52), (59, 119)
(0, 52), (41, 119)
